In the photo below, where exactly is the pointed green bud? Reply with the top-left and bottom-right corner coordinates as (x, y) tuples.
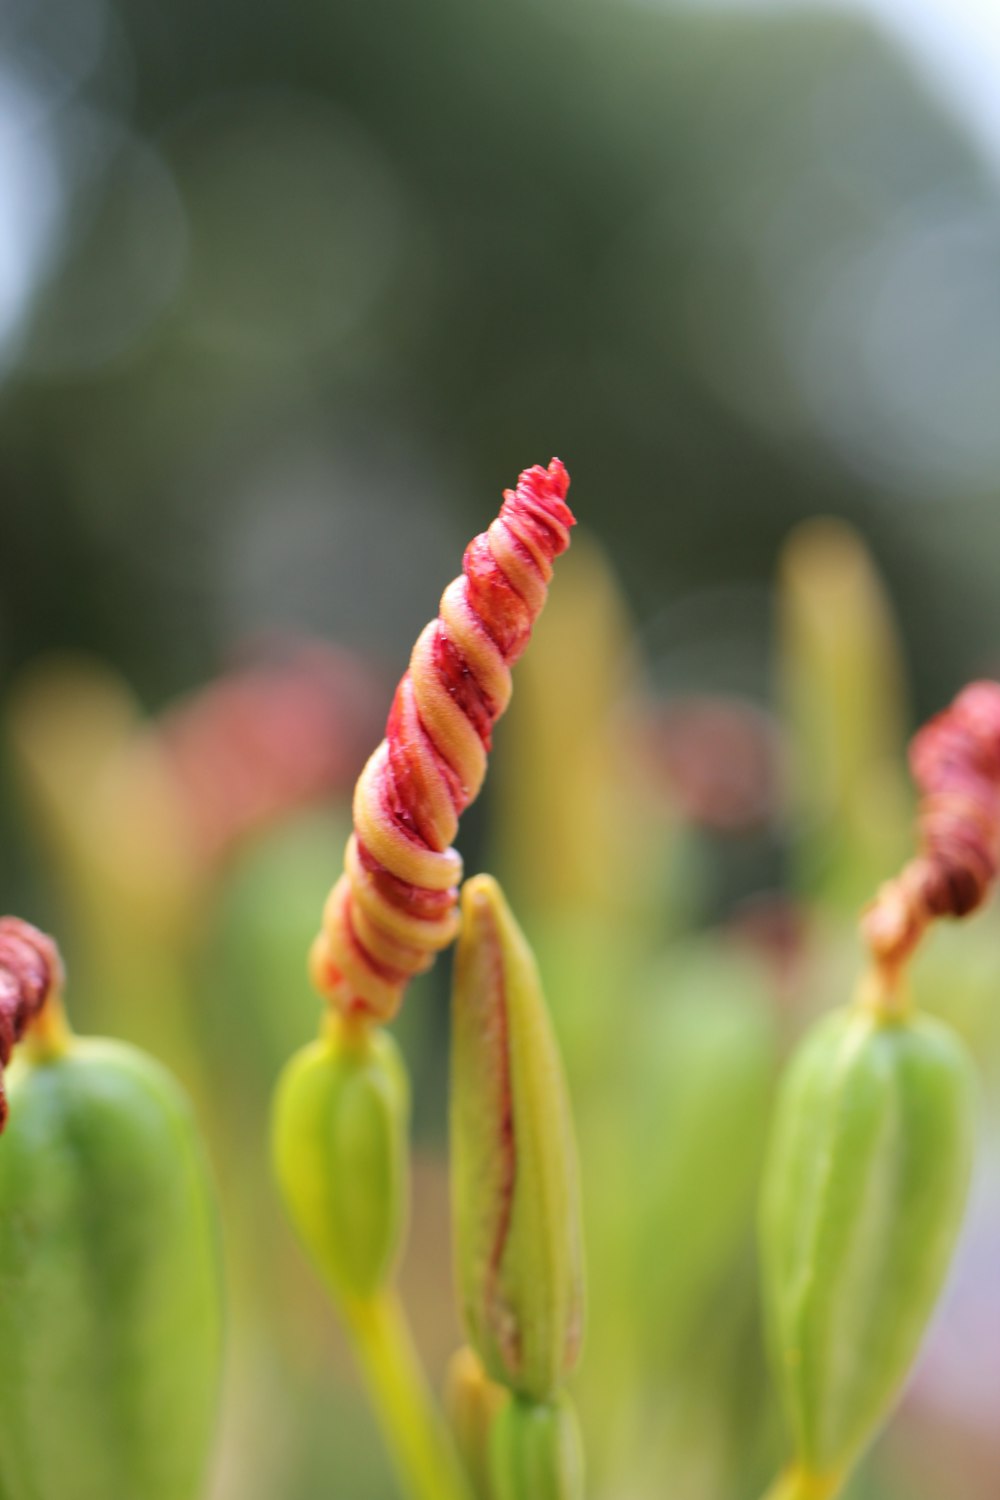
(760, 1005), (975, 1490)
(451, 875), (585, 1402)
(272, 1016), (409, 1303)
(444, 1346), (507, 1500)
(489, 1393), (583, 1500)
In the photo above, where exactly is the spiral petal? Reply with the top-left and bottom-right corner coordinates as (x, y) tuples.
(314, 459), (575, 1020)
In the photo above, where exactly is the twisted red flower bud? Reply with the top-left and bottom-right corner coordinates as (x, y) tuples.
(863, 680), (1000, 970)
(0, 918), (64, 1130)
(311, 459), (575, 1021)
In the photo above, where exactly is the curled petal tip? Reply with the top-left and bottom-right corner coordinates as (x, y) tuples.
(525, 457), (572, 507)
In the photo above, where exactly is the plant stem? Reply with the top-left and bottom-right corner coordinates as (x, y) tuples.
(760, 1464), (841, 1500)
(854, 958), (913, 1024)
(345, 1290), (473, 1500)
(23, 991), (73, 1061)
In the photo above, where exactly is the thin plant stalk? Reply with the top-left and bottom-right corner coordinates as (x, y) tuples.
(345, 1291), (472, 1500)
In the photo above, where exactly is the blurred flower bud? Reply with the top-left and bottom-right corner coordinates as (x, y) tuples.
(451, 875), (584, 1402)
(272, 1017), (409, 1302)
(643, 693), (782, 834)
(491, 532), (656, 929)
(489, 1392), (583, 1500)
(155, 637), (382, 871)
(778, 517), (911, 909)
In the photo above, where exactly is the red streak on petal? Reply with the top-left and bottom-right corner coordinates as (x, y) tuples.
(342, 900), (411, 986)
(463, 536), (534, 660)
(472, 899), (521, 1377)
(433, 625), (495, 748)
(355, 839), (458, 920)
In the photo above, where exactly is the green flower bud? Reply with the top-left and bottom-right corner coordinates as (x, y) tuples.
(272, 1016), (409, 1302)
(451, 875), (584, 1403)
(760, 1004), (975, 1490)
(489, 1393), (583, 1500)
(0, 1037), (222, 1500)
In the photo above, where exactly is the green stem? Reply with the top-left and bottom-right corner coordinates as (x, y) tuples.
(345, 1290), (473, 1500)
(760, 1465), (842, 1500)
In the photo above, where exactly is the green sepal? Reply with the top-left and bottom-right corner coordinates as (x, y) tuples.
(489, 1393), (583, 1500)
(760, 1004), (975, 1481)
(451, 875), (585, 1403)
(272, 1017), (409, 1302)
(0, 1037), (223, 1500)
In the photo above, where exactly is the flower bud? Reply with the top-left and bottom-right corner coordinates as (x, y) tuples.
(451, 875), (584, 1402)
(489, 1393), (583, 1500)
(0, 1036), (222, 1500)
(760, 1004), (975, 1489)
(272, 1017), (409, 1302)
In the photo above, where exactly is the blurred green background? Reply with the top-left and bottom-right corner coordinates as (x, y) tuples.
(3, 1), (1000, 1498)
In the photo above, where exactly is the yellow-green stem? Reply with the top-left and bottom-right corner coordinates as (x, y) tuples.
(854, 960), (913, 1025)
(345, 1291), (473, 1500)
(23, 992), (73, 1062)
(760, 1463), (842, 1500)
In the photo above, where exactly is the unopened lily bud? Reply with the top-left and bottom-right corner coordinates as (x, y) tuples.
(272, 1016), (409, 1302)
(760, 1004), (975, 1491)
(451, 875), (584, 1402)
(0, 1036), (222, 1500)
(489, 1392), (583, 1500)
(445, 1346), (507, 1500)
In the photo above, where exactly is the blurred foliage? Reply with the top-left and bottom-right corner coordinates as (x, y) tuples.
(4, 0), (1000, 710)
